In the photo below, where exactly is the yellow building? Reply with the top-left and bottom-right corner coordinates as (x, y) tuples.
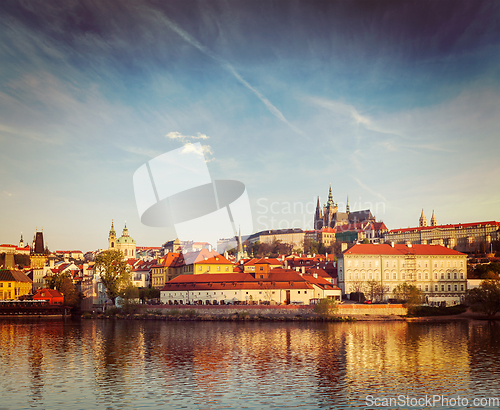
(338, 243), (467, 306)
(184, 249), (234, 275)
(0, 269), (33, 300)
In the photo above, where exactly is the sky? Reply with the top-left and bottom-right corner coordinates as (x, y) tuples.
(0, 0), (499, 252)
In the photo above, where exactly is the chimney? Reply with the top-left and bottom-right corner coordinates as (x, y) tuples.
(313, 273), (318, 278)
(391, 241), (395, 248)
(301, 266), (305, 274)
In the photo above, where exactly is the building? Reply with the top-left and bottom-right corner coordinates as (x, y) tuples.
(30, 231), (48, 269)
(248, 229), (305, 249)
(314, 185), (376, 230)
(33, 288), (64, 305)
(160, 265), (341, 306)
(335, 221), (388, 244)
(384, 221), (500, 253)
(0, 254), (33, 300)
(338, 243), (467, 306)
(151, 253), (183, 289)
(108, 221), (136, 259)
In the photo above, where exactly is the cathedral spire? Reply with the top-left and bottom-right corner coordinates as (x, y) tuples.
(327, 184), (334, 206)
(346, 195), (350, 214)
(419, 209), (427, 227)
(431, 210), (437, 226)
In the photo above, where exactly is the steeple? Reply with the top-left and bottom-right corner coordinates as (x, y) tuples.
(109, 220), (116, 236)
(346, 196), (350, 214)
(326, 184), (334, 206)
(108, 220), (117, 249)
(19, 232), (24, 248)
(122, 221), (129, 237)
(419, 209), (427, 227)
(430, 210), (437, 226)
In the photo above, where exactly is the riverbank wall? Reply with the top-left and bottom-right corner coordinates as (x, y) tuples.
(137, 303), (408, 317)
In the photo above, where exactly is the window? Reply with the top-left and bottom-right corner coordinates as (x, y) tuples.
(461, 273), (464, 279)
(434, 273), (438, 280)
(425, 285), (429, 291)
(418, 272), (421, 280)
(441, 285), (445, 291)
(226, 267), (229, 271)
(393, 272), (397, 280)
(198, 266), (202, 271)
(448, 285), (451, 291)
(454, 272), (457, 279)
(461, 285), (464, 291)
(402, 272), (406, 280)
(454, 285), (458, 291)
(425, 272), (429, 280)
(447, 273), (451, 279)
(217, 266), (220, 271)
(385, 272), (390, 280)
(435, 285), (438, 291)
(441, 273), (444, 280)
(0, 283), (2, 288)
(8, 283), (11, 288)
(298, 291), (301, 294)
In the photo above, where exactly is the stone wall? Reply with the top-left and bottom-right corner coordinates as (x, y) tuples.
(146, 304), (407, 317)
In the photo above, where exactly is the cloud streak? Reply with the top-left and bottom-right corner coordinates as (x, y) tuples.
(158, 14), (309, 139)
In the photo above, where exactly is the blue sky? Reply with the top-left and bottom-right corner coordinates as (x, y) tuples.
(1, 0), (499, 251)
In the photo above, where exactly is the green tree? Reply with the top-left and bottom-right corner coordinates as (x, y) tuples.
(365, 280), (378, 301)
(95, 250), (131, 305)
(362, 238), (370, 244)
(314, 298), (339, 318)
(45, 271), (82, 307)
(465, 273), (500, 317)
(393, 282), (423, 306)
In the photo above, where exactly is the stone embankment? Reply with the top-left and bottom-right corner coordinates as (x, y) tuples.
(84, 303), (408, 321)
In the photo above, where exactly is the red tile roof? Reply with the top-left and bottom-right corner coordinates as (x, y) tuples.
(343, 243), (466, 256)
(388, 221), (500, 234)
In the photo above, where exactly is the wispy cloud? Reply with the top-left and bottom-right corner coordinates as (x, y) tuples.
(3, 191), (13, 197)
(352, 176), (387, 203)
(121, 146), (163, 158)
(158, 14), (308, 139)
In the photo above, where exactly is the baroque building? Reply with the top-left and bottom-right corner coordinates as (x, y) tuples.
(314, 185), (376, 230)
(108, 221), (136, 259)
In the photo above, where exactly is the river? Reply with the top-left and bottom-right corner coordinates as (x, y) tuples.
(1, 319), (499, 409)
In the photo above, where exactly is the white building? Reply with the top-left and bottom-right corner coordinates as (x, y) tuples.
(338, 243), (467, 306)
(160, 266), (341, 306)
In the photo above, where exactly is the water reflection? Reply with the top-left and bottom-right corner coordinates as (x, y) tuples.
(0, 319), (499, 409)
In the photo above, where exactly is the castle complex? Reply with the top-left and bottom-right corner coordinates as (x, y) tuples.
(314, 185), (376, 230)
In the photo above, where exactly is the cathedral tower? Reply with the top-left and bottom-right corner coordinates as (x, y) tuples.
(419, 210), (427, 227)
(430, 210), (437, 227)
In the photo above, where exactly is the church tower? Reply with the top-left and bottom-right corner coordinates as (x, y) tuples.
(108, 220), (116, 250)
(323, 184), (338, 228)
(346, 196), (350, 214)
(430, 210), (437, 226)
(314, 196), (323, 230)
(419, 210), (427, 227)
(19, 233), (24, 248)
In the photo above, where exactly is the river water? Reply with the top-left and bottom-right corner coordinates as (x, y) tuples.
(1, 319), (499, 409)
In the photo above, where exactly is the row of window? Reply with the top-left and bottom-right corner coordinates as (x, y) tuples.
(197, 266), (230, 272)
(347, 260), (464, 268)
(0, 283), (12, 287)
(347, 271), (465, 281)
